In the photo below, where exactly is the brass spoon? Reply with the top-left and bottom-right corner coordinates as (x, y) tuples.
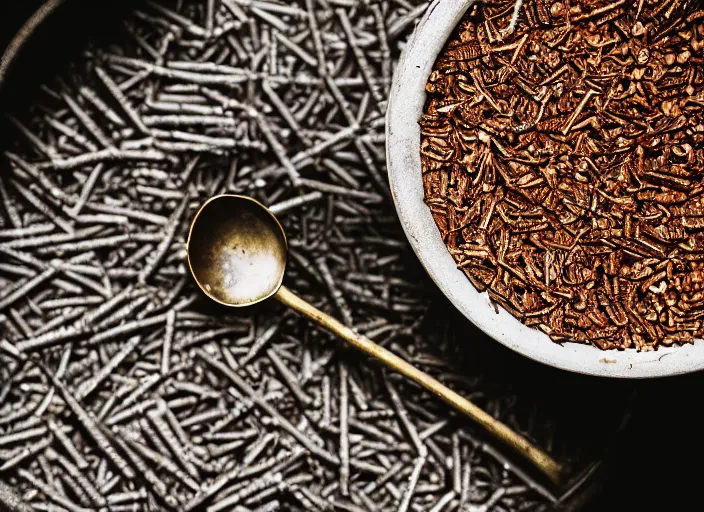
(187, 194), (563, 483)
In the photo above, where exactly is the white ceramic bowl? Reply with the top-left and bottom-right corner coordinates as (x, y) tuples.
(386, 0), (704, 378)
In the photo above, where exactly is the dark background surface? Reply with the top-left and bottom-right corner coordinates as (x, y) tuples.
(1, 2), (702, 511)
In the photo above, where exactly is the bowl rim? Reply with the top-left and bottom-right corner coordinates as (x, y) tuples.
(385, 0), (704, 379)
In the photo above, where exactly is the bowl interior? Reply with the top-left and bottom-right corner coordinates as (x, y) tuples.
(385, 0), (704, 378)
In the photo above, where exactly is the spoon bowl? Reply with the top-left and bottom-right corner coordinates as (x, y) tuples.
(187, 195), (288, 307)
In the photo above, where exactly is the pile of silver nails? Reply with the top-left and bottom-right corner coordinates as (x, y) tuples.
(0, 1), (629, 511)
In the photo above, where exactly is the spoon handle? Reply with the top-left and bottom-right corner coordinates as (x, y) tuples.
(275, 285), (562, 484)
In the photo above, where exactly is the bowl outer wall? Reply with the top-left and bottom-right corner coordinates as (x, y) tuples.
(385, 0), (704, 378)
